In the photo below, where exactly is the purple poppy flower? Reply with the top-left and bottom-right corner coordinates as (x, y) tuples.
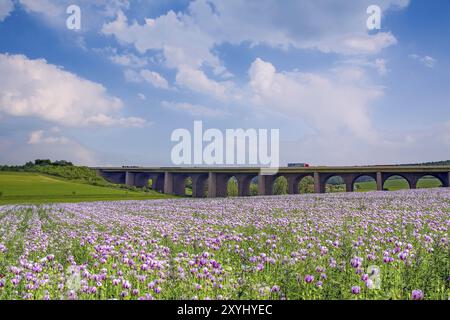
(351, 286), (361, 295)
(411, 290), (424, 300)
(270, 285), (280, 293)
(304, 275), (314, 283)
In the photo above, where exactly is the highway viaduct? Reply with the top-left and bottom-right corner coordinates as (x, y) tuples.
(95, 166), (450, 198)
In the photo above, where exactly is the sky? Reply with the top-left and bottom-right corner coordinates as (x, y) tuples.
(0, 0), (449, 166)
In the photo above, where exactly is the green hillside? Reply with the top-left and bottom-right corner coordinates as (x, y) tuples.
(0, 172), (172, 205)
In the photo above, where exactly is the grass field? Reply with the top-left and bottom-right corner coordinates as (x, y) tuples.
(0, 172), (171, 205)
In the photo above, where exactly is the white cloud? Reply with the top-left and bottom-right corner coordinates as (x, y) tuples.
(28, 130), (69, 145)
(96, 47), (148, 68)
(339, 58), (389, 76)
(123, 68), (169, 89)
(175, 67), (228, 100)
(339, 32), (397, 55)
(18, 0), (130, 18)
(102, 10), (220, 70)
(248, 58), (383, 138)
(123, 68), (142, 83)
(0, 0), (14, 21)
(137, 93), (146, 100)
(189, 0), (406, 54)
(84, 114), (146, 127)
(0, 53), (146, 127)
(94, 0), (130, 17)
(374, 59), (388, 76)
(101, 1), (407, 101)
(140, 69), (169, 89)
(409, 54), (436, 68)
(162, 101), (229, 118)
(110, 52), (147, 68)
(18, 0), (62, 16)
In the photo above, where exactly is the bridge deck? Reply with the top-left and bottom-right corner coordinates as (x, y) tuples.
(94, 166), (450, 174)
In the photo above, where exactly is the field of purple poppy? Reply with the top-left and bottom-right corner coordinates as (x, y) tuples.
(0, 188), (449, 300)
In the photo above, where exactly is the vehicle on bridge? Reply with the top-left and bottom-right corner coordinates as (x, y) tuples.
(287, 163), (310, 167)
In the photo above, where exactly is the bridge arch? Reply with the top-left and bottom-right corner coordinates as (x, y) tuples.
(272, 176), (288, 195)
(173, 173), (209, 197)
(286, 174), (314, 194)
(215, 173), (257, 197)
(236, 174), (258, 197)
(416, 174), (444, 189)
(352, 174), (377, 192)
(323, 175), (347, 193)
(383, 174), (412, 190)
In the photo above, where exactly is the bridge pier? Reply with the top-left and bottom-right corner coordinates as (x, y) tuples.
(125, 171), (135, 186)
(207, 172), (217, 198)
(172, 174), (186, 196)
(191, 174), (208, 197)
(287, 175), (299, 194)
(216, 174), (229, 197)
(235, 174), (255, 196)
(314, 172), (323, 193)
(164, 172), (174, 195)
(376, 172), (383, 190)
(342, 174), (355, 192)
(409, 174), (418, 189)
(207, 173), (229, 197)
(258, 175), (275, 196)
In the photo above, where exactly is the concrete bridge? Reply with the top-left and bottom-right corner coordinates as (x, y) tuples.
(95, 166), (450, 198)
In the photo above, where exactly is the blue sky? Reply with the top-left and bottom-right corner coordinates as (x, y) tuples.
(0, 0), (449, 166)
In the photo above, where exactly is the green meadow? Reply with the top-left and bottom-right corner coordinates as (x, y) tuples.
(0, 172), (171, 205)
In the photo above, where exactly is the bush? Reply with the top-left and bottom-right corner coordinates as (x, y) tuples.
(273, 177), (288, 195)
(250, 183), (259, 196)
(227, 178), (238, 196)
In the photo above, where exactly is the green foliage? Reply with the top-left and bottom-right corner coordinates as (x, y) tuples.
(34, 159), (53, 166)
(401, 160), (450, 166)
(184, 177), (193, 189)
(299, 176), (314, 193)
(33, 165), (110, 186)
(273, 177), (287, 195)
(1, 159), (73, 172)
(227, 177), (238, 196)
(250, 183), (259, 196)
